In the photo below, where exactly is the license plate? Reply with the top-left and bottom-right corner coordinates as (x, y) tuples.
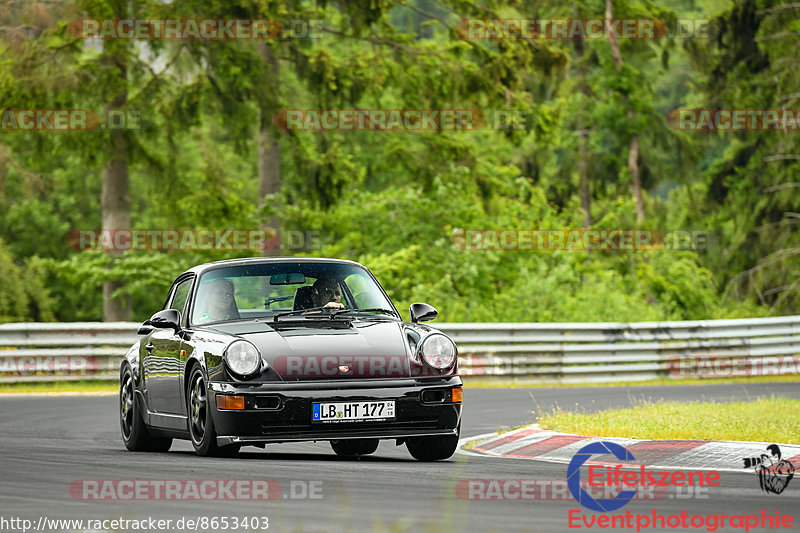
(312, 401), (395, 423)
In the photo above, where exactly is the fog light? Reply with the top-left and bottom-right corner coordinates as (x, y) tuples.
(216, 394), (245, 410)
(451, 387), (463, 403)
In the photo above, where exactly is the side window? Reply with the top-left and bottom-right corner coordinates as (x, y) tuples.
(344, 273), (377, 308)
(168, 277), (193, 324)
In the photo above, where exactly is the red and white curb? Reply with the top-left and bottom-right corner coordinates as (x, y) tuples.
(457, 425), (800, 473)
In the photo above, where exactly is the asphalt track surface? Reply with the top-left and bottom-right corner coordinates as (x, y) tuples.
(1, 382), (799, 533)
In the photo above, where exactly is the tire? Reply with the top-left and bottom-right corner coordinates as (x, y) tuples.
(120, 364), (172, 452)
(330, 438), (379, 457)
(187, 366), (241, 458)
(406, 423), (460, 461)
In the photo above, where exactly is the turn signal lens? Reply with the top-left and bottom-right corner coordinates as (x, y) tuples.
(451, 387), (463, 403)
(216, 394), (245, 410)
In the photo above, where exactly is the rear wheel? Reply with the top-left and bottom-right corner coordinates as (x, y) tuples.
(406, 424), (460, 461)
(188, 366), (240, 457)
(330, 438), (379, 457)
(120, 365), (172, 452)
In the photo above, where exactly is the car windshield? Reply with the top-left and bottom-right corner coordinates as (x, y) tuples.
(190, 262), (396, 325)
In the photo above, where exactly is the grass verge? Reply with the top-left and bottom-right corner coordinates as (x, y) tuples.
(538, 396), (800, 444)
(0, 380), (117, 394)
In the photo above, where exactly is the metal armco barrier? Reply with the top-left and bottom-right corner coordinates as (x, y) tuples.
(0, 317), (798, 384)
(0, 323), (138, 384)
(442, 316), (800, 383)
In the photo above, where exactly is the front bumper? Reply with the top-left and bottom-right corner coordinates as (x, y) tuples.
(208, 377), (462, 446)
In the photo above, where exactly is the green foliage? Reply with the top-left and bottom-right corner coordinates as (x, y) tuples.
(280, 175), (753, 322)
(0, 239), (55, 323)
(0, 0), (791, 323)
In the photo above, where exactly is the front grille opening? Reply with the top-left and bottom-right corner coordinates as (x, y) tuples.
(253, 395), (282, 410)
(421, 389), (446, 403)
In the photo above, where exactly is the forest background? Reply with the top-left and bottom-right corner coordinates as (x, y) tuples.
(0, 0), (797, 324)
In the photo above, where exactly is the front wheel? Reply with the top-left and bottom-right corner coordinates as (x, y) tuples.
(406, 424), (460, 461)
(330, 438), (379, 457)
(120, 365), (172, 452)
(187, 366), (240, 458)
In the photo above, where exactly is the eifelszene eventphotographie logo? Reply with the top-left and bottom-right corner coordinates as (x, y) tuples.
(564, 441), (793, 531)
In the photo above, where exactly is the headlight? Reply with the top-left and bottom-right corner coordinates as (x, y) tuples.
(418, 334), (456, 370)
(224, 340), (262, 377)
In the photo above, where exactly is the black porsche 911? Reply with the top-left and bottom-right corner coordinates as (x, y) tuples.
(119, 257), (462, 460)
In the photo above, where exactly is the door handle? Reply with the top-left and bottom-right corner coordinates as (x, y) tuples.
(145, 343), (154, 354)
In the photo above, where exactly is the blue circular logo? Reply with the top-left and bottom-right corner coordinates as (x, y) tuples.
(567, 441), (637, 512)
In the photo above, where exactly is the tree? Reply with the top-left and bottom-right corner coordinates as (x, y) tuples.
(685, 0), (800, 314)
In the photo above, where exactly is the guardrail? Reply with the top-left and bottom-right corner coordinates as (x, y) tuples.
(444, 317), (800, 383)
(0, 317), (798, 384)
(0, 323), (138, 384)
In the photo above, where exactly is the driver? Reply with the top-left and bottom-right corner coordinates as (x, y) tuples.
(312, 276), (345, 309)
(197, 279), (240, 322)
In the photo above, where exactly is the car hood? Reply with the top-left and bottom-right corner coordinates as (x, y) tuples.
(207, 319), (413, 380)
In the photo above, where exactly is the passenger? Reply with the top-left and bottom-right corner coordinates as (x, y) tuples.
(196, 279), (240, 322)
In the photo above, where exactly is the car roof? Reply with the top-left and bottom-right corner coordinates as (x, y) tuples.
(181, 257), (365, 277)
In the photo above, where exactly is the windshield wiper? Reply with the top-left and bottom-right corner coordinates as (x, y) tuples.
(271, 306), (331, 322)
(264, 295), (293, 308)
(272, 306), (397, 322)
(329, 307), (398, 318)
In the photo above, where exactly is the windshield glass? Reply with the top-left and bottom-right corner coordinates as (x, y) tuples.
(190, 262), (395, 325)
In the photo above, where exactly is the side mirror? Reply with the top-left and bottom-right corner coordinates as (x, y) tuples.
(137, 319), (153, 335)
(409, 303), (438, 323)
(149, 309), (182, 333)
